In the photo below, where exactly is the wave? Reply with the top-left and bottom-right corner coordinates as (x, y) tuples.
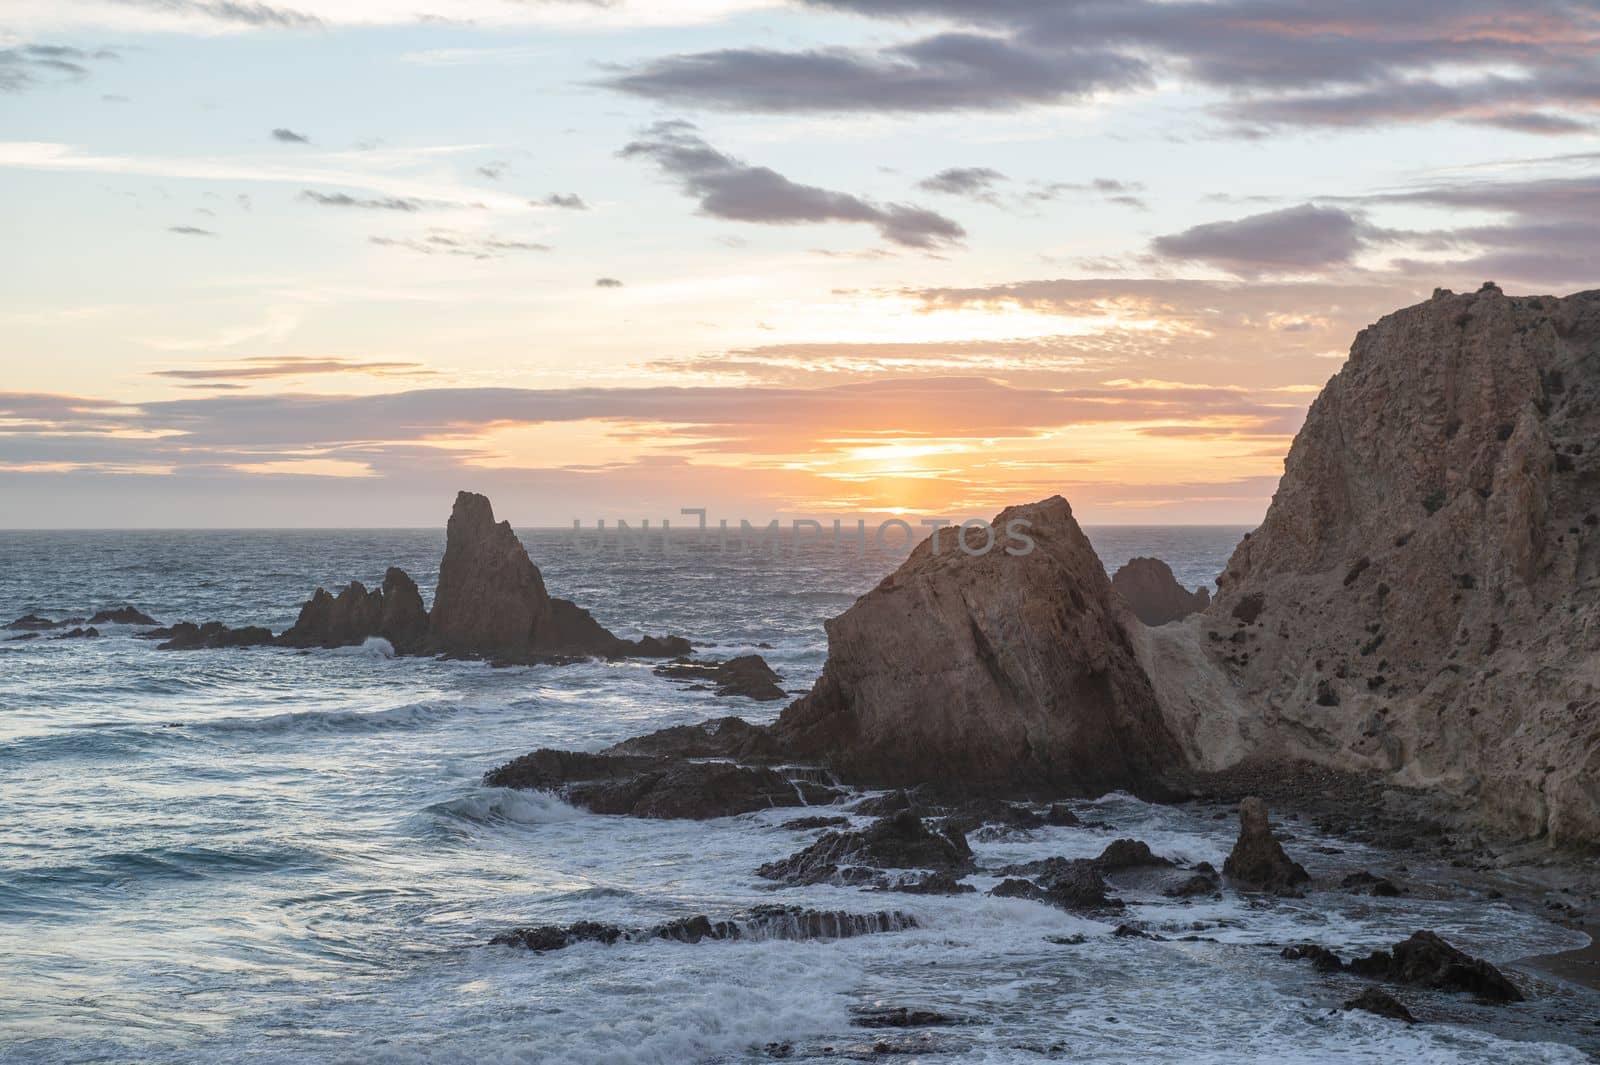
(329, 637), (396, 660)
(426, 787), (583, 828)
(193, 700), (464, 736)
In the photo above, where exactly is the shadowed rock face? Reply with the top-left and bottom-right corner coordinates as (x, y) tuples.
(427, 491), (554, 660)
(773, 496), (1184, 798)
(279, 568), (428, 652)
(1222, 797), (1309, 895)
(1111, 557), (1210, 627)
(1184, 285), (1600, 845)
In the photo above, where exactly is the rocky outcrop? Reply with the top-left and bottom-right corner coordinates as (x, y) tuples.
(1222, 797), (1309, 894)
(491, 906), (918, 952)
(426, 491), (688, 662)
(1283, 930), (1523, 1003)
(151, 621), (275, 651)
(1342, 989), (1416, 1024)
(1147, 285), (1600, 847)
(483, 748), (841, 819)
(757, 811), (973, 886)
(773, 496), (1184, 798)
(87, 606), (159, 626)
(1111, 557), (1210, 626)
(653, 655), (787, 700)
(278, 568), (429, 652)
(5, 614), (81, 631)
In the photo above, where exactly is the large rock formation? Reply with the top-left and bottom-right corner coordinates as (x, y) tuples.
(1111, 557), (1210, 626)
(427, 491), (688, 662)
(1147, 284), (1600, 846)
(278, 568), (429, 652)
(772, 496), (1184, 797)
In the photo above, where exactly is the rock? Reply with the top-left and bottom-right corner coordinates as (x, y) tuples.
(942, 799), (1048, 837)
(1341, 870), (1404, 896)
(1175, 287), (1600, 846)
(653, 655), (787, 701)
(153, 621), (275, 651)
(1281, 944), (1346, 973)
(1045, 803), (1082, 827)
(781, 815), (851, 831)
(773, 496), (1184, 797)
(993, 856), (1119, 910)
(879, 870), (974, 895)
(1342, 988), (1417, 1024)
(757, 811), (973, 886)
(483, 748), (840, 819)
(491, 907), (918, 952)
(278, 567), (429, 652)
(601, 715), (788, 762)
(1222, 797), (1309, 894)
(51, 627), (100, 640)
(1095, 838), (1172, 871)
(6, 632), (40, 642)
(426, 491), (688, 662)
(850, 1006), (971, 1029)
(1348, 931), (1524, 1003)
(1111, 557), (1211, 626)
(1163, 871), (1220, 898)
(87, 606), (158, 626)
(5, 614), (76, 631)
(1112, 924), (1165, 940)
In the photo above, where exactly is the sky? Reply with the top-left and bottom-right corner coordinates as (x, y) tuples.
(2, 0), (1598, 528)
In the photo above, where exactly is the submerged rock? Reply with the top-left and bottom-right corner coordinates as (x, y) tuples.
(483, 748), (840, 819)
(492, 906), (918, 952)
(653, 655), (786, 701)
(1111, 557), (1210, 626)
(757, 811), (973, 886)
(279, 568), (428, 653)
(851, 1006), (972, 1029)
(152, 621), (275, 651)
(1342, 988), (1417, 1024)
(1222, 797), (1309, 894)
(87, 606), (158, 626)
(773, 496), (1184, 798)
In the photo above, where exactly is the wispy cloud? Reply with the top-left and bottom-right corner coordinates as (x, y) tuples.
(150, 356), (436, 382)
(270, 127), (310, 143)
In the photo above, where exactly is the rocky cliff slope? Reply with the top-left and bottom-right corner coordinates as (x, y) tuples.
(1151, 284), (1600, 846)
(773, 497), (1184, 798)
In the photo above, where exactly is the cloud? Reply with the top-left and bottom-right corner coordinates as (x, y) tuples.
(539, 192), (588, 209)
(595, 277), (624, 287)
(270, 127), (310, 143)
(919, 167), (1006, 201)
(368, 232), (550, 259)
(300, 190), (425, 211)
(620, 121), (964, 249)
(1151, 204), (1375, 276)
(150, 356), (435, 382)
(0, 44), (119, 93)
(107, 0), (322, 28)
(168, 224), (219, 237)
(604, 1), (1600, 135)
(477, 162), (507, 179)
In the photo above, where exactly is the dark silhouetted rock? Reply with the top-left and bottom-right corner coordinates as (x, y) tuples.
(601, 715), (787, 762)
(654, 655), (786, 700)
(879, 871), (974, 895)
(993, 856), (1119, 911)
(1095, 838), (1172, 871)
(1348, 931), (1524, 1002)
(757, 811), (972, 886)
(87, 606), (158, 626)
(492, 906), (917, 952)
(5, 614), (77, 631)
(484, 748), (840, 819)
(1281, 944), (1346, 973)
(1342, 988), (1417, 1024)
(52, 627), (100, 640)
(153, 621), (275, 651)
(1111, 557), (1211, 626)
(279, 567), (429, 652)
(773, 496), (1183, 798)
(1223, 797), (1309, 894)
(851, 1006), (971, 1029)
(1341, 870), (1404, 896)
(781, 815), (851, 831)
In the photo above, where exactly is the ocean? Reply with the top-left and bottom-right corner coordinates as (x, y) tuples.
(0, 527), (1592, 1064)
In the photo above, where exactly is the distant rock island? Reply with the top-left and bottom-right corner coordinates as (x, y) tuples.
(497, 284), (1599, 848)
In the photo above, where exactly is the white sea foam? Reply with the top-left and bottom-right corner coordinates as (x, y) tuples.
(331, 636), (396, 659)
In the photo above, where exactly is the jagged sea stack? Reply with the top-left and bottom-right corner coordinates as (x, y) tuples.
(773, 496), (1184, 797)
(427, 491), (556, 661)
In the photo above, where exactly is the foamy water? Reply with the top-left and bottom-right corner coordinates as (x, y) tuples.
(1, 528), (1593, 1063)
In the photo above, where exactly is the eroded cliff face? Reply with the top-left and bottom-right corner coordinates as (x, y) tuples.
(773, 496), (1184, 798)
(1178, 285), (1600, 845)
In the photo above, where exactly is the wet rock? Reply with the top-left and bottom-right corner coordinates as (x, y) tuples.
(87, 606), (158, 626)
(757, 811), (972, 886)
(781, 814), (851, 831)
(279, 568), (429, 652)
(1281, 944), (1346, 973)
(51, 626), (100, 640)
(1349, 931), (1524, 1003)
(1164, 870), (1220, 898)
(1342, 988), (1417, 1024)
(772, 496), (1184, 798)
(1112, 924), (1165, 940)
(993, 856), (1119, 911)
(1222, 797), (1309, 894)
(879, 871), (974, 895)
(1095, 838), (1173, 871)
(851, 789), (924, 818)
(6, 632), (40, 642)
(484, 748), (840, 819)
(943, 799), (1048, 837)
(1341, 870), (1405, 896)
(1045, 803), (1082, 827)
(491, 907), (918, 953)
(601, 716), (788, 762)
(653, 655), (786, 701)
(5, 614), (78, 631)
(153, 621), (275, 651)
(1111, 557), (1210, 626)
(851, 1006), (971, 1029)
